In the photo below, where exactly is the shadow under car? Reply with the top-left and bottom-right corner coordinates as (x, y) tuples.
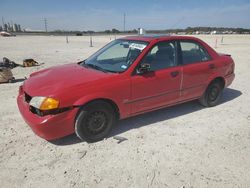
(50, 87), (242, 146)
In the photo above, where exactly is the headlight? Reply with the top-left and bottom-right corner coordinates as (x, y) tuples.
(30, 97), (59, 110)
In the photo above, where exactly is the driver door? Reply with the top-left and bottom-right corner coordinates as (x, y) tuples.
(130, 41), (182, 114)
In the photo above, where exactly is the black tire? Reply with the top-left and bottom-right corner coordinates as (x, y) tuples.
(199, 82), (223, 107)
(75, 101), (116, 143)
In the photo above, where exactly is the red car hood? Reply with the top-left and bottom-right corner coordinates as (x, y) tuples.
(23, 63), (110, 96)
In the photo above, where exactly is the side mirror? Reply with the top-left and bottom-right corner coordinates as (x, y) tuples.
(138, 63), (150, 74)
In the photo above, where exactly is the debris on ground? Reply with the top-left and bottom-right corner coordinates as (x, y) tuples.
(113, 136), (128, 144)
(78, 150), (87, 159)
(1, 57), (44, 68)
(23, 58), (44, 67)
(1, 57), (21, 69)
(0, 57), (44, 83)
(0, 67), (14, 83)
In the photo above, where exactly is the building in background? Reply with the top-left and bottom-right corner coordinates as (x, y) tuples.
(1, 20), (22, 32)
(17, 24), (21, 32)
(3, 24), (7, 31)
(7, 23), (12, 31)
(138, 28), (146, 35)
(13, 24), (18, 32)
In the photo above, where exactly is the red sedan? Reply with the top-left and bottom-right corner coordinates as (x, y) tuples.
(17, 35), (235, 142)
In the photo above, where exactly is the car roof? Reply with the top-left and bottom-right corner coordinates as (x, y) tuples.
(120, 34), (200, 42)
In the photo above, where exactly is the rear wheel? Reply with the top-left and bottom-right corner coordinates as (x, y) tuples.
(75, 101), (116, 143)
(199, 82), (223, 107)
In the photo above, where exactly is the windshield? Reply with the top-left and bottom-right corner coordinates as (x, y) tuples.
(82, 39), (148, 73)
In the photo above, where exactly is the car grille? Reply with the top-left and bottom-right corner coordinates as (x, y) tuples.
(24, 92), (32, 103)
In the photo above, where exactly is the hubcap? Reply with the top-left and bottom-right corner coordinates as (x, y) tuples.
(208, 86), (219, 102)
(86, 111), (107, 135)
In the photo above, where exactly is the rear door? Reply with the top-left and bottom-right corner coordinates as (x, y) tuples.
(178, 40), (215, 101)
(130, 41), (182, 114)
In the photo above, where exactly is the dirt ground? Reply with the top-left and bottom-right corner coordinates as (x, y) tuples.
(0, 34), (249, 188)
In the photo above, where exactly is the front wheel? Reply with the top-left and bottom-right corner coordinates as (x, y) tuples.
(199, 82), (223, 107)
(75, 101), (116, 143)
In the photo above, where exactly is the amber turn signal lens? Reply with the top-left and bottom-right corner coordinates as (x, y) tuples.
(40, 98), (59, 110)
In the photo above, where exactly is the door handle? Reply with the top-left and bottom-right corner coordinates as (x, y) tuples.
(170, 71), (179, 77)
(208, 64), (215, 69)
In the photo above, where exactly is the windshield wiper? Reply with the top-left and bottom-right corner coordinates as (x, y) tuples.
(84, 63), (109, 73)
(81, 61), (119, 73)
(107, 70), (121, 73)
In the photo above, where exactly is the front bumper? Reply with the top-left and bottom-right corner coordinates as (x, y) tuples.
(17, 89), (78, 140)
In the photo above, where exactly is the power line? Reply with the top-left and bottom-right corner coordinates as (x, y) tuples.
(170, 16), (185, 29)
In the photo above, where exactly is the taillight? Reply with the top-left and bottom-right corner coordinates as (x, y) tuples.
(230, 62), (235, 74)
(227, 62), (235, 75)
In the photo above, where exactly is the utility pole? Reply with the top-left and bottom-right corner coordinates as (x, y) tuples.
(89, 33), (93, 47)
(123, 13), (126, 32)
(44, 18), (48, 32)
(66, 35), (69, 43)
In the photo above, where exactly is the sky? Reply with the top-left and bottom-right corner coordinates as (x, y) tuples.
(0, 0), (250, 31)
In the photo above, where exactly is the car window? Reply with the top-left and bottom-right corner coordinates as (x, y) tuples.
(84, 39), (148, 73)
(97, 43), (129, 60)
(149, 46), (158, 55)
(140, 41), (176, 71)
(180, 41), (211, 65)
